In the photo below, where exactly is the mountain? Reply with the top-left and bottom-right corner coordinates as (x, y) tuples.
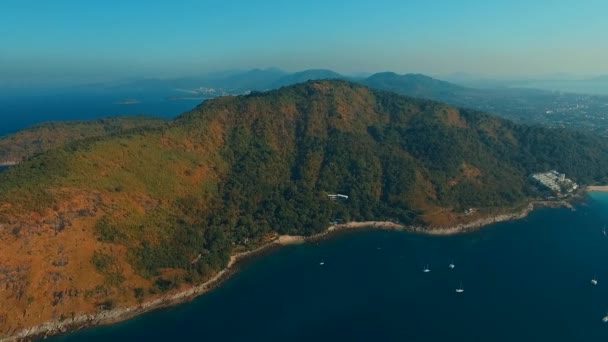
(271, 69), (344, 88)
(362, 72), (467, 99)
(2, 80), (608, 337)
(62, 70), (608, 135)
(359, 72), (608, 129)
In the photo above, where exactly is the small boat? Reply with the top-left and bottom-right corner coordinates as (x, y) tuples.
(603, 225), (607, 236)
(423, 264), (430, 273)
(448, 261), (455, 269)
(591, 275), (598, 285)
(455, 282), (464, 293)
(603, 313), (608, 323)
(319, 261), (325, 266)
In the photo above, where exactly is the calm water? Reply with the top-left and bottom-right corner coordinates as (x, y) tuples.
(0, 92), (201, 137)
(50, 193), (608, 341)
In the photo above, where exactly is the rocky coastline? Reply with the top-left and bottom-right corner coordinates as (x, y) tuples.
(1, 199), (574, 341)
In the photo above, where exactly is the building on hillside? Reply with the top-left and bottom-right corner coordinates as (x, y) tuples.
(530, 170), (578, 195)
(328, 194), (349, 200)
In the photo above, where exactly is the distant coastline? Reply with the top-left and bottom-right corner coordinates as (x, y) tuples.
(4, 198), (575, 342)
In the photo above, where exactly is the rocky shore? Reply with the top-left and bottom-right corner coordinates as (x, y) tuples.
(1, 199), (573, 341)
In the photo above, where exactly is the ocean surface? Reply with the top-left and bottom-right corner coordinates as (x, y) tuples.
(0, 91), (202, 137)
(50, 193), (608, 341)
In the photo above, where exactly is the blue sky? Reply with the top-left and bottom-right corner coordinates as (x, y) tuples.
(1, 0), (607, 84)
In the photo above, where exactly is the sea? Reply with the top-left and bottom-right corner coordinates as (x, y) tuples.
(0, 90), (202, 137)
(48, 193), (608, 341)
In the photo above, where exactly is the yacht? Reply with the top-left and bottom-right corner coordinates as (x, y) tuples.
(423, 264), (430, 273)
(591, 275), (598, 285)
(448, 261), (455, 269)
(455, 282), (464, 293)
(319, 261), (325, 266)
(603, 313), (608, 323)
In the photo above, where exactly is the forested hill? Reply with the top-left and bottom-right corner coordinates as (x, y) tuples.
(0, 116), (166, 164)
(362, 72), (467, 99)
(1, 80), (608, 336)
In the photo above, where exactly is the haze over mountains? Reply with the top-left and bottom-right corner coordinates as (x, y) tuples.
(88, 67), (608, 95)
(2, 67), (608, 141)
(95, 68), (608, 136)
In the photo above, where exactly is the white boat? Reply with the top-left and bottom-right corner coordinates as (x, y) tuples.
(603, 313), (608, 323)
(423, 264), (430, 273)
(455, 282), (464, 293)
(591, 275), (598, 285)
(603, 225), (607, 236)
(448, 261), (455, 269)
(319, 261), (325, 266)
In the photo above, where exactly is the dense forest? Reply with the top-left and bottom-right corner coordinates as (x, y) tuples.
(1, 80), (608, 334)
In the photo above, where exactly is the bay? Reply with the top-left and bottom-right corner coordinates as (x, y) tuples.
(50, 193), (608, 341)
(0, 91), (202, 137)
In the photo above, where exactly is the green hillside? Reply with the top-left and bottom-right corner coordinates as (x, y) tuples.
(0, 116), (167, 163)
(1, 80), (607, 335)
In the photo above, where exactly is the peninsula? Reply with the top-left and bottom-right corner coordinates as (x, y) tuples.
(1, 80), (608, 340)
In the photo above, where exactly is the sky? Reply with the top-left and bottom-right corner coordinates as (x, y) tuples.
(1, 0), (608, 85)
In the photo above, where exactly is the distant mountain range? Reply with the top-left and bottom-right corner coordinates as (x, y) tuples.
(271, 69), (345, 88)
(9, 68), (608, 135)
(80, 67), (608, 101)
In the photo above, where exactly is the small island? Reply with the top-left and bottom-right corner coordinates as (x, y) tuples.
(115, 98), (141, 105)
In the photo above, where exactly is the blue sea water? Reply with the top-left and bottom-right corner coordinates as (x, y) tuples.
(0, 91), (202, 137)
(50, 193), (608, 341)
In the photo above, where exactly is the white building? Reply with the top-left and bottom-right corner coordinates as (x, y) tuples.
(531, 170), (578, 194)
(328, 194), (349, 200)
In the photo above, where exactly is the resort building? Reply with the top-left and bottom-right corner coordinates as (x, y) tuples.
(530, 170), (578, 195)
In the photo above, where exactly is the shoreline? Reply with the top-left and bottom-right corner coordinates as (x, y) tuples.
(586, 185), (608, 192)
(2, 199), (573, 341)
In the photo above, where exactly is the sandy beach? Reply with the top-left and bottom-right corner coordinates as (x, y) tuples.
(586, 185), (608, 192)
(1, 199), (573, 341)
(0, 161), (19, 167)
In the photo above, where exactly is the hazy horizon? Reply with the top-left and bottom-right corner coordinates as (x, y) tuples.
(2, 0), (608, 87)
